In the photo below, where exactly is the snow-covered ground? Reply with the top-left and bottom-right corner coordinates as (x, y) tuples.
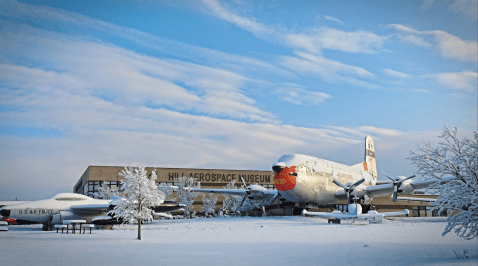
(1, 216), (477, 266)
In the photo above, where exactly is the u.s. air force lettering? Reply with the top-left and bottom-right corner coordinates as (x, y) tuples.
(167, 172), (271, 183)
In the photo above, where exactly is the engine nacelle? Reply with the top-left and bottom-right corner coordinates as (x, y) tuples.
(396, 176), (414, 194)
(362, 195), (372, 205)
(50, 211), (86, 224)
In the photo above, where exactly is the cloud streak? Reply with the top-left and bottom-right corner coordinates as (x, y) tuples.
(388, 24), (478, 62)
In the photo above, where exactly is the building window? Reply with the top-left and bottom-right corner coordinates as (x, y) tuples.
(412, 206), (446, 217)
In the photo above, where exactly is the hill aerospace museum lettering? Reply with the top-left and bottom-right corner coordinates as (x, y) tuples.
(167, 172), (271, 183)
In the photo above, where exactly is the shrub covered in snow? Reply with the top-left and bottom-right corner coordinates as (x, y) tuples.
(174, 176), (200, 218)
(201, 193), (218, 217)
(220, 180), (242, 217)
(409, 126), (477, 240)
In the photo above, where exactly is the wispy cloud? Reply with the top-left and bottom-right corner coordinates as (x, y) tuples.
(449, 0), (478, 20)
(199, 0), (382, 88)
(435, 71), (478, 93)
(388, 24), (478, 62)
(423, 0), (477, 20)
(324, 15), (344, 25)
(383, 69), (411, 79)
(276, 86), (332, 106)
(200, 0), (276, 39)
(286, 28), (386, 55)
(0, 25), (276, 123)
(279, 52), (380, 89)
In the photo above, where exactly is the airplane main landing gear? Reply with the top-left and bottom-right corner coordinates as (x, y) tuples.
(42, 223), (53, 231)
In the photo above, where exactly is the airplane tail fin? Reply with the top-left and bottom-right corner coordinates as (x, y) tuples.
(365, 135), (377, 179)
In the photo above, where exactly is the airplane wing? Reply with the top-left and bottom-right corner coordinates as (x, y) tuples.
(397, 197), (436, 203)
(186, 188), (279, 197)
(70, 204), (110, 214)
(302, 210), (357, 220)
(154, 212), (173, 219)
(303, 209), (409, 220)
(363, 179), (436, 198)
(186, 188), (248, 195)
(358, 209), (409, 219)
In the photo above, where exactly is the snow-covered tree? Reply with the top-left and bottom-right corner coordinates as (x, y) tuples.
(201, 193), (218, 217)
(94, 181), (119, 199)
(158, 186), (174, 201)
(408, 126), (477, 240)
(109, 164), (165, 240)
(220, 180), (243, 217)
(174, 176), (200, 218)
(239, 198), (267, 216)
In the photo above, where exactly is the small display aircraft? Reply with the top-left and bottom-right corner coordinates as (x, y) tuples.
(0, 193), (184, 230)
(302, 199), (409, 224)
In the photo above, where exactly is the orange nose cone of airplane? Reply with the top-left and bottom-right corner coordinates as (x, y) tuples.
(274, 166), (296, 191)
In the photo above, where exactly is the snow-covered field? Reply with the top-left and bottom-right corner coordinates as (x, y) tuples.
(1, 216), (477, 266)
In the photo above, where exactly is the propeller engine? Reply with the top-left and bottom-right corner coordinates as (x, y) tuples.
(333, 178), (365, 205)
(238, 177), (252, 208)
(382, 173), (416, 202)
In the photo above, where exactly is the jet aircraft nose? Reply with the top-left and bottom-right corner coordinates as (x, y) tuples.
(273, 165), (296, 191)
(0, 208), (11, 218)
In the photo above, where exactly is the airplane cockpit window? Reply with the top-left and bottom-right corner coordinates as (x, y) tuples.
(55, 197), (87, 201)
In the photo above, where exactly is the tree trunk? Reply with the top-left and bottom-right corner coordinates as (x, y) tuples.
(138, 217), (141, 240)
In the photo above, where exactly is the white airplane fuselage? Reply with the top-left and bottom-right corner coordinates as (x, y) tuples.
(0, 193), (110, 224)
(273, 154), (375, 205)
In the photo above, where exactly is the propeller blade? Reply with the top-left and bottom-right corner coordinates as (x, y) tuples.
(402, 175), (416, 182)
(240, 177), (247, 188)
(267, 193), (280, 206)
(392, 191), (397, 202)
(382, 172), (395, 182)
(333, 179), (348, 190)
(239, 194), (247, 208)
(351, 178), (365, 188)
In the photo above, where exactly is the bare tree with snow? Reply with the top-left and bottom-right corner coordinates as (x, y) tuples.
(158, 187), (174, 201)
(174, 176), (200, 218)
(109, 164), (165, 240)
(201, 193), (218, 217)
(220, 180), (243, 217)
(408, 126), (477, 240)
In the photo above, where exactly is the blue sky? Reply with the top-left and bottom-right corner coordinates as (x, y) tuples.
(0, 0), (476, 200)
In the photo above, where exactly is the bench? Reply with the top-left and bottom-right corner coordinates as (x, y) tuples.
(63, 220), (86, 234)
(82, 224), (95, 234)
(0, 221), (7, 232)
(54, 224), (67, 233)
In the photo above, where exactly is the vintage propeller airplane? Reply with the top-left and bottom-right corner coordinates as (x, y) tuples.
(182, 136), (434, 215)
(272, 136), (435, 212)
(0, 193), (184, 230)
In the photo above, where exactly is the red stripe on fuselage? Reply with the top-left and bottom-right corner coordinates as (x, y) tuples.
(274, 166), (296, 191)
